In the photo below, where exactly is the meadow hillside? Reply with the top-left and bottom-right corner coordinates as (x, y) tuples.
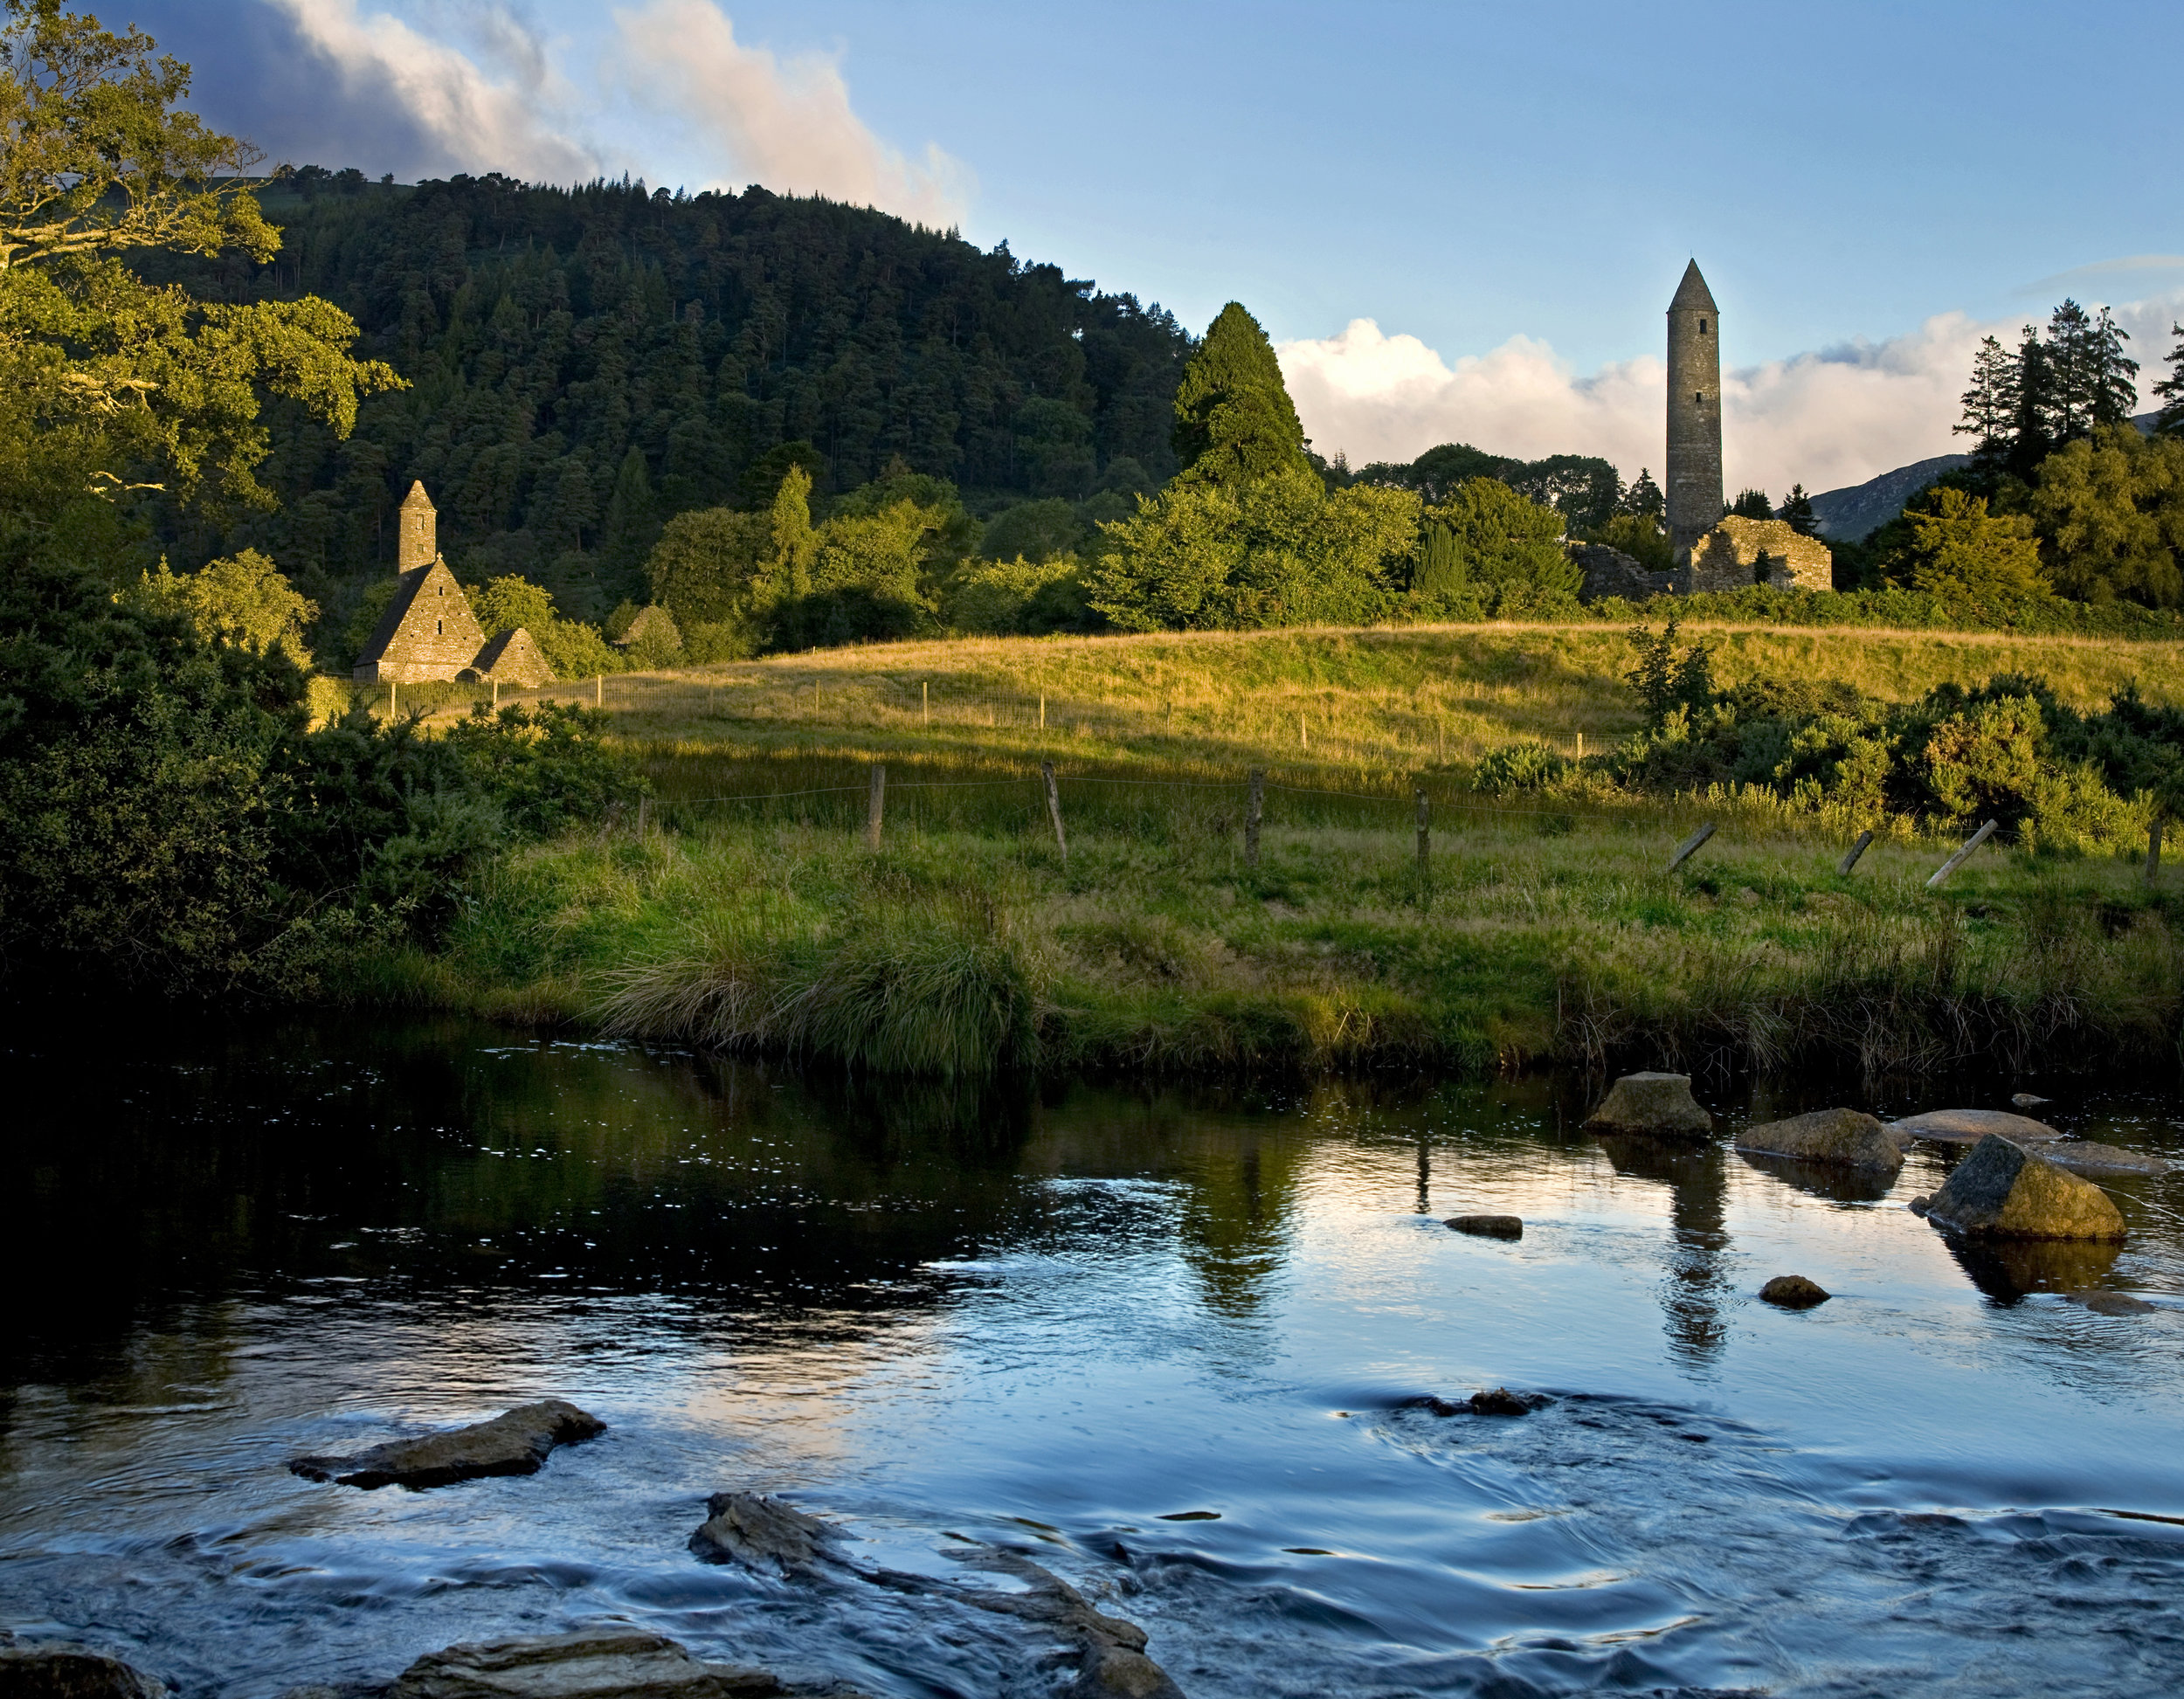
(345, 619), (2184, 1084)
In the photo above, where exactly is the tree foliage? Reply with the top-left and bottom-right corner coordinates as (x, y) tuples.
(1169, 302), (1311, 487)
(133, 546), (317, 666)
(2029, 425), (2184, 606)
(1888, 487), (2049, 601)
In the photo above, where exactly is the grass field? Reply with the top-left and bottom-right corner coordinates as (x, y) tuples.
(334, 620), (2184, 1084)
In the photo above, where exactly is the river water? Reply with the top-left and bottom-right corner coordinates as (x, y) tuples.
(3, 1019), (2181, 1697)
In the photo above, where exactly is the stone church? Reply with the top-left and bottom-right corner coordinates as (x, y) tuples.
(351, 483), (556, 685)
(1573, 262), (1833, 600)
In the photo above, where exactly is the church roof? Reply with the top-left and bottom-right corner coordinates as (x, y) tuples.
(1669, 259), (1717, 314)
(354, 560), (487, 673)
(470, 626), (556, 685)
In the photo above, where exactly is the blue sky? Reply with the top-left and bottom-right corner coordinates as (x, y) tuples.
(128, 1), (2184, 493)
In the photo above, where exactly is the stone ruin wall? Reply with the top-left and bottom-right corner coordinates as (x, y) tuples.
(1678, 516), (1834, 594)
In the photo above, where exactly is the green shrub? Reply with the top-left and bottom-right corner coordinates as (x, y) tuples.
(1473, 740), (1571, 793)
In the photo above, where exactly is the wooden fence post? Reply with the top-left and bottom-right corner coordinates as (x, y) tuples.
(389, 681), (397, 718)
(923, 680), (930, 725)
(1041, 761), (1067, 862)
(1667, 820), (1717, 873)
(1039, 692), (1046, 729)
(1245, 767), (1264, 867)
(595, 674), (602, 708)
(1414, 788), (1431, 879)
(2149, 818), (2164, 886)
(1837, 829), (1875, 875)
(1925, 818), (1998, 889)
(1300, 712), (1308, 750)
(490, 679), (499, 709)
(866, 763), (885, 849)
(638, 796), (650, 836)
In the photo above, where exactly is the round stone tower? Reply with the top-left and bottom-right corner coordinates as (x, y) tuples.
(397, 480), (438, 572)
(1665, 260), (1722, 564)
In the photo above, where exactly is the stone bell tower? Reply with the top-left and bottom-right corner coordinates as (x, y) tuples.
(1665, 260), (1723, 563)
(397, 479), (438, 571)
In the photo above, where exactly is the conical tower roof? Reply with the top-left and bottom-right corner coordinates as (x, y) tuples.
(401, 479), (434, 510)
(1669, 260), (1717, 314)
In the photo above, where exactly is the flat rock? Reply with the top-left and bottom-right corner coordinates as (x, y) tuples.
(1443, 1214), (1523, 1239)
(688, 1492), (842, 1571)
(1735, 1108), (1902, 1172)
(289, 1399), (605, 1489)
(2071, 1289), (2157, 1316)
(386, 1631), (778, 1699)
(947, 1546), (1186, 1699)
(1925, 1135), (2126, 1241)
(2011, 1093), (2051, 1109)
(1759, 1274), (1831, 1308)
(2040, 1141), (2173, 1178)
(1584, 1072), (1712, 1138)
(0, 1646), (168, 1698)
(1884, 1108), (2063, 1146)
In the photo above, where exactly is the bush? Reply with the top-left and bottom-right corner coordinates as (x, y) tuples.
(1473, 741), (1571, 793)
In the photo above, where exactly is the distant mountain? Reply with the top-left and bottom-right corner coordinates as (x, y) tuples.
(1810, 412), (2165, 542)
(1807, 455), (1972, 542)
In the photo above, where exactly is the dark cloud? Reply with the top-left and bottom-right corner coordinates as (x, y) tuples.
(121, 2), (576, 181)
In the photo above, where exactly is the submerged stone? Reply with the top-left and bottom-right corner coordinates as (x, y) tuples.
(288, 1399), (605, 1489)
(1759, 1274), (1831, 1308)
(2011, 1093), (2052, 1109)
(688, 1491), (843, 1571)
(1886, 1108), (2063, 1146)
(2038, 1142), (2173, 1178)
(0, 1645), (168, 1698)
(1584, 1072), (1712, 1138)
(385, 1631), (780, 1699)
(1735, 1108), (1902, 1172)
(2072, 1290), (2157, 1316)
(1908, 1195), (1932, 1217)
(1443, 1214), (1523, 1239)
(947, 1545), (1186, 1699)
(1925, 1135), (2126, 1241)
(1468, 1387), (1543, 1416)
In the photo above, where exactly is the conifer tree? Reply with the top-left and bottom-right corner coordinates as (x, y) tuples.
(2007, 328), (2056, 479)
(2088, 306), (2140, 428)
(1730, 488), (1773, 520)
(1618, 468), (1664, 520)
(1170, 302), (1311, 487)
(1955, 335), (2019, 469)
(1777, 484), (1817, 535)
(2153, 323), (2184, 437)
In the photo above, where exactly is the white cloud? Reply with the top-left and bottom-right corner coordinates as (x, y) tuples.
(266, 0), (601, 183)
(1280, 294), (2184, 500)
(610, 0), (971, 226)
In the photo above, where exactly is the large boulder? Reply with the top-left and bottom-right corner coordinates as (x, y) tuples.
(289, 1399), (605, 1489)
(688, 1493), (842, 1572)
(0, 1646), (167, 1698)
(1885, 1108), (2062, 1146)
(1735, 1108), (1902, 1172)
(1583, 1073), (1712, 1138)
(387, 1632), (778, 1699)
(1925, 1135), (2126, 1240)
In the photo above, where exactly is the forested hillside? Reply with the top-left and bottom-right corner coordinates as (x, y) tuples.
(150, 170), (1192, 623)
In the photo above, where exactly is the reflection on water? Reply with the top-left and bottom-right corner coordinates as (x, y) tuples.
(3, 1018), (2182, 1697)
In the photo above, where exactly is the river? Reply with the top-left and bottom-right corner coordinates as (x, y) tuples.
(3, 1017), (2181, 1696)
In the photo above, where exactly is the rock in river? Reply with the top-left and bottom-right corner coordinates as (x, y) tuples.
(2071, 1289), (2157, 1316)
(1735, 1108), (1902, 1173)
(688, 1492), (843, 1572)
(0, 1644), (167, 1698)
(1759, 1274), (1831, 1308)
(1443, 1214), (1523, 1239)
(386, 1631), (782, 1699)
(1583, 1072), (1712, 1138)
(1884, 1108), (2063, 1147)
(288, 1399), (605, 1489)
(1925, 1135), (2126, 1241)
(2038, 1142), (2173, 1178)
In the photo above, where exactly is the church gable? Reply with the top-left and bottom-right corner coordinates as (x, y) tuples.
(353, 562), (490, 683)
(466, 626), (556, 686)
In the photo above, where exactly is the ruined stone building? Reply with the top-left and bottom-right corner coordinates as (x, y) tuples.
(351, 483), (556, 686)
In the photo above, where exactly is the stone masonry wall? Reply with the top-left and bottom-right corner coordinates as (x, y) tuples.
(1678, 516), (1834, 594)
(355, 563), (489, 682)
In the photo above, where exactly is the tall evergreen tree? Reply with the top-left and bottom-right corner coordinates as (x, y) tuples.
(2007, 328), (2056, 479)
(1730, 488), (1773, 520)
(1777, 484), (1817, 535)
(2153, 322), (2184, 437)
(1955, 335), (2019, 470)
(2088, 306), (2140, 428)
(1170, 302), (1311, 487)
(1618, 467), (1665, 519)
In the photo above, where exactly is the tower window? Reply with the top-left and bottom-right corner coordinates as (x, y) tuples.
(1696, 392), (1704, 404)
(1699, 319), (1707, 334)
(435, 618), (444, 634)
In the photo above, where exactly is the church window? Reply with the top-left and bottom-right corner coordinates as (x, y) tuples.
(1699, 319), (1707, 333)
(436, 618), (444, 634)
